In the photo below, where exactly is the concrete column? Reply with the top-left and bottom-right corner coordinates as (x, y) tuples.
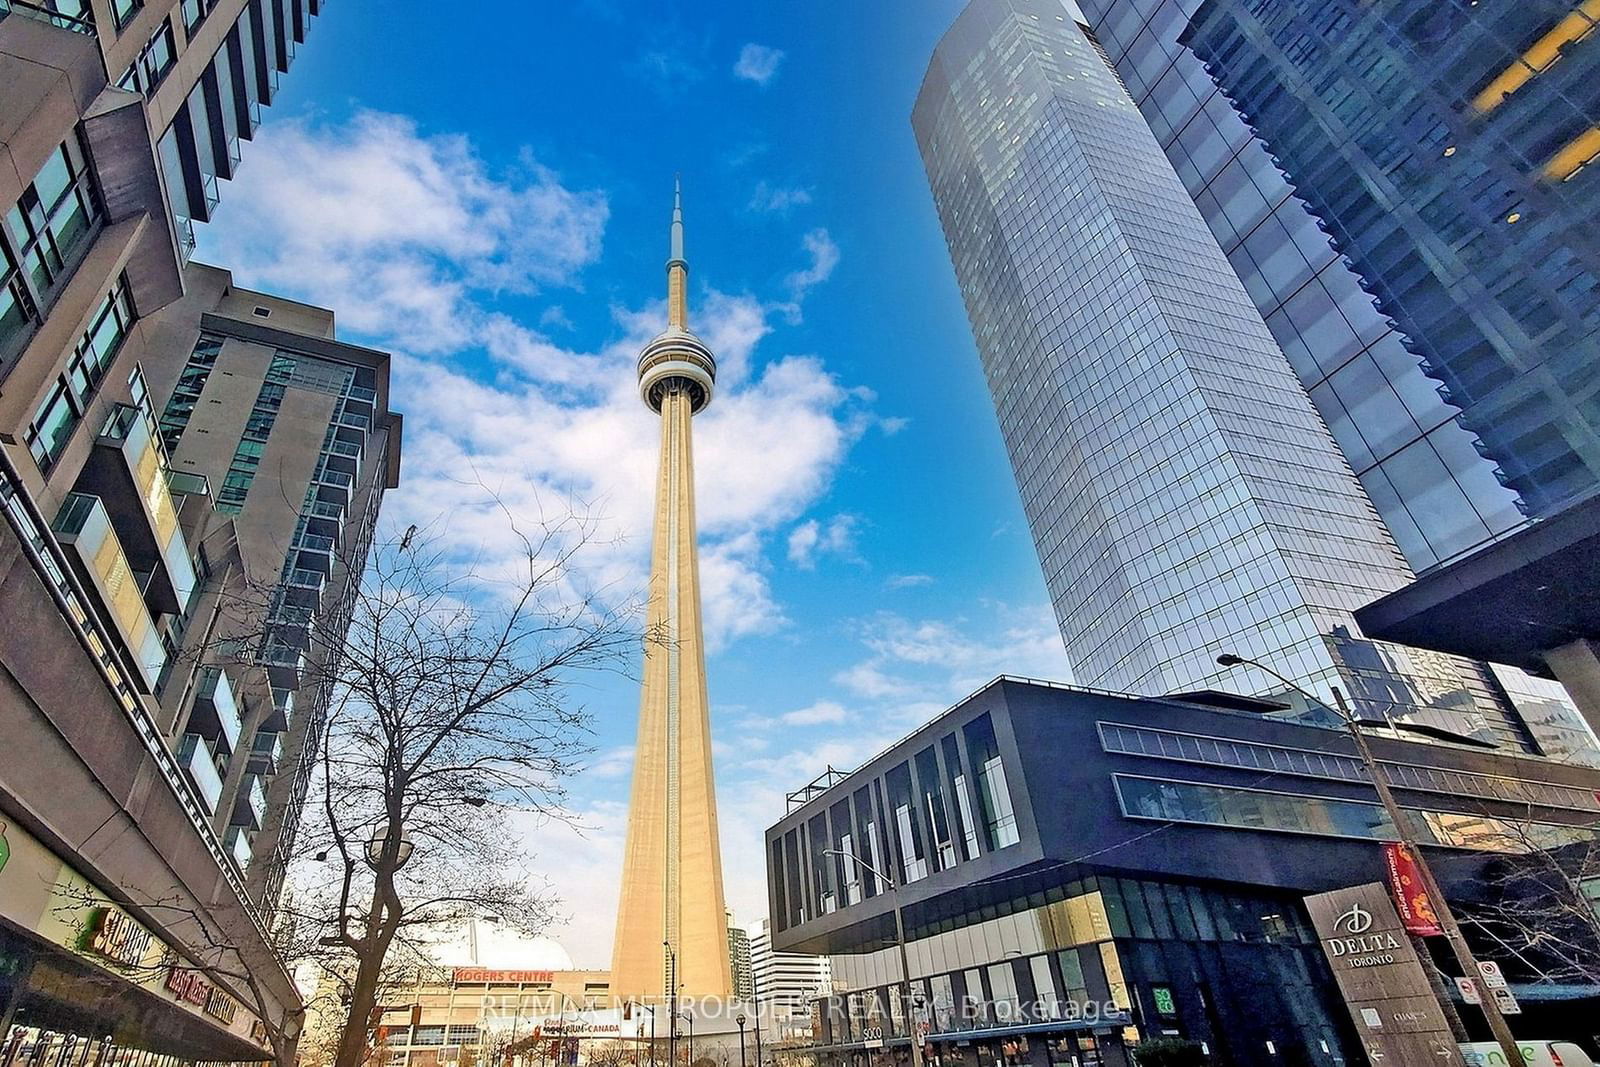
(1544, 640), (1600, 734)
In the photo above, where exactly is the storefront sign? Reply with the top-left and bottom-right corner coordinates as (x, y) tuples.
(1383, 843), (1443, 936)
(454, 968), (555, 984)
(83, 907), (153, 968)
(862, 1026), (884, 1049)
(165, 967), (240, 1024)
(1306, 883), (1463, 1066)
(0, 821), (11, 876)
(1151, 987), (1176, 1017)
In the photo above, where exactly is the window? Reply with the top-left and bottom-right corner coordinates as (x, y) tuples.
(0, 241), (33, 353)
(118, 19), (177, 93)
(180, 0), (216, 32)
(158, 332), (223, 452)
(112, 0), (141, 29)
(25, 382), (78, 471)
(65, 280), (137, 403)
(217, 353), (294, 512)
(1114, 774), (1596, 852)
(25, 276), (136, 470)
(4, 135), (101, 302)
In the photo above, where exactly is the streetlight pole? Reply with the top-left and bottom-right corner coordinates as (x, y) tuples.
(664, 942), (678, 1067)
(736, 1014), (747, 1067)
(823, 849), (925, 1067)
(749, 944), (765, 1067)
(1216, 653), (1529, 1067)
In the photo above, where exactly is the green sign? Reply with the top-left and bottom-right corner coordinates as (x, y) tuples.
(0, 822), (10, 877)
(1152, 986), (1176, 1017)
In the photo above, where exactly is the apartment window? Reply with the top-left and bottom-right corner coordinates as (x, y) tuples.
(25, 382), (79, 471)
(962, 714), (1019, 849)
(25, 276), (136, 470)
(158, 332), (223, 452)
(65, 279), (136, 403)
(118, 18), (177, 93)
(0, 242), (33, 354)
(3, 136), (101, 302)
(180, 0), (215, 33)
(112, 0), (141, 29)
(217, 353), (294, 513)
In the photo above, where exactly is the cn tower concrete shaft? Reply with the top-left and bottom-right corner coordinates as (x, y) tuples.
(611, 183), (733, 999)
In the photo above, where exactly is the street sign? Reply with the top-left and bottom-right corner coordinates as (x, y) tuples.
(1476, 961), (1507, 990)
(1455, 978), (1482, 1005)
(1491, 987), (1521, 1016)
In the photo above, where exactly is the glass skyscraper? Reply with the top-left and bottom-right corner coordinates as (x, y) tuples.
(913, 0), (1540, 750)
(1071, 0), (1599, 759)
(1184, 0), (1599, 525)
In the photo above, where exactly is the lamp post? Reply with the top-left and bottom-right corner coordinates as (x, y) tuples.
(748, 944), (765, 1067)
(735, 1014), (747, 1067)
(680, 1012), (694, 1065)
(823, 849), (925, 1067)
(664, 942), (678, 1067)
(1215, 652), (1529, 1067)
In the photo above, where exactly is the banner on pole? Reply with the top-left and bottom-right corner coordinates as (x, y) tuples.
(1383, 842), (1444, 936)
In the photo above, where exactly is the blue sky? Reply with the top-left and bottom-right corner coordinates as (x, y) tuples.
(198, 0), (1073, 965)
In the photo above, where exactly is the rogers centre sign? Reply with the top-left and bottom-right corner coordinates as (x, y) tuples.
(453, 968), (556, 984)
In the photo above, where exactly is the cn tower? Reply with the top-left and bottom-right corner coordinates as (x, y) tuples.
(610, 183), (734, 999)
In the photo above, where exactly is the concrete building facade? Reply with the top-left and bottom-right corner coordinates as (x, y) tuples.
(911, 0), (1542, 752)
(0, 0), (349, 1061)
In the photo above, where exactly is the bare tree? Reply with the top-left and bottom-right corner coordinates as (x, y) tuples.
(242, 507), (637, 1067)
(1462, 826), (1600, 986)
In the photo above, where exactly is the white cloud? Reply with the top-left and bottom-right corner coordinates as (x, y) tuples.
(586, 746), (636, 779)
(749, 181), (812, 213)
(781, 700), (848, 726)
(197, 111), (869, 655)
(886, 573), (934, 589)
(733, 43), (785, 86)
(775, 229), (841, 324)
(787, 514), (859, 569)
(205, 112), (607, 354)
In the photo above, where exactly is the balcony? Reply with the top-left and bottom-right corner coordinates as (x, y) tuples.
(282, 566), (327, 608)
(80, 403), (198, 615)
(165, 470), (210, 498)
(262, 687), (295, 732)
(0, 0), (96, 34)
(53, 493), (168, 691)
(187, 666), (242, 754)
(292, 529), (336, 575)
(246, 730), (283, 775)
(259, 637), (304, 688)
(177, 733), (224, 815)
(231, 773), (266, 830)
(223, 825), (253, 871)
(313, 464), (353, 508)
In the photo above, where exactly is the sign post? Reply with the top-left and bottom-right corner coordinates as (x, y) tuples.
(1306, 882), (1465, 1066)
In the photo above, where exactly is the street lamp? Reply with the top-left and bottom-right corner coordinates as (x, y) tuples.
(735, 1014), (747, 1067)
(364, 827), (415, 869)
(823, 849), (925, 1067)
(678, 1011), (694, 1065)
(1215, 652), (1529, 1067)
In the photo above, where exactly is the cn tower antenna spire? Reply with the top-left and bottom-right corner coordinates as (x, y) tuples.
(670, 175), (684, 265)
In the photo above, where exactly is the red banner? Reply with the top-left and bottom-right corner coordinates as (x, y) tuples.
(1383, 842), (1443, 936)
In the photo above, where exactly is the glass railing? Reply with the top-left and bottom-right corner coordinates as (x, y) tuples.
(286, 567), (326, 590)
(177, 733), (224, 814)
(223, 825), (253, 870)
(193, 665), (243, 753)
(165, 470), (210, 497)
(337, 411), (370, 431)
(0, 0), (97, 34)
(315, 465), (353, 487)
(325, 438), (363, 458)
(293, 530), (335, 554)
(345, 385), (377, 404)
(267, 601), (314, 628)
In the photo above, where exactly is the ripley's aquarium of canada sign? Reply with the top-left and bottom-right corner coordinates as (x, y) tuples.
(1306, 882), (1464, 1066)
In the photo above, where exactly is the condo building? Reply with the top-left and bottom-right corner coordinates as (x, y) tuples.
(911, 0), (1543, 752)
(1068, 0), (1598, 756)
(0, 0), (384, 1057)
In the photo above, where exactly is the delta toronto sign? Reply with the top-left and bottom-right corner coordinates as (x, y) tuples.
(1306, 882), (1463, 1065)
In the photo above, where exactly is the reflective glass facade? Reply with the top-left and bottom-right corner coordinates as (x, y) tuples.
(1184, 0), (1600, 524)
(1074, 0), (1529, 572)
(912, 0), (1533, 746)
(1073, 0), (1600, 761)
